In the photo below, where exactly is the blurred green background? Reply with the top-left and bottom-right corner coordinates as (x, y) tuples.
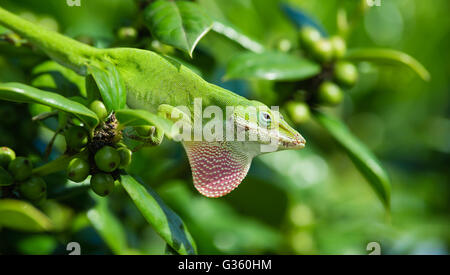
(0, 0), (448, 255)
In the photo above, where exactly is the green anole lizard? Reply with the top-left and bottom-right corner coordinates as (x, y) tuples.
(0, 6), (305, 198)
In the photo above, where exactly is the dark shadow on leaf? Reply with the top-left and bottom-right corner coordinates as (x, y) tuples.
(32, 71), (80, 97)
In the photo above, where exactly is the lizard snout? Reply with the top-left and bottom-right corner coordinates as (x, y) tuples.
(293, 133), (306, 149)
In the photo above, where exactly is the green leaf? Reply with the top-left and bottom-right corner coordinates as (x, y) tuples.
(164, 244), (179, 255)
(225, 52), (321, 81)
(158, 181), (282, 254)
(345, 48), (431, 81)
(0, 82), (99, 127)
(47, 177), (91, 200)
(31, 60), (87, 97)
(87, 196), (128, 255)
(0, 199), (53, 232)
(120, 174), (197, 255)
(314, 111), (391, 210)
(115, 109), (175, 139)
(144, 0), (213, 57)
(211, 20), (265, 53)
(17, 235), (57, 255)
(88, 61), (127, 112)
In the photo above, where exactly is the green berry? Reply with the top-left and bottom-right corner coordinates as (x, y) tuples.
(19, 176), (47, 201)
(90, 173), (115, 197)
(67, 158), (90, 182)
(286, 102), (311, 124)
(135, 126), (152, 137)
(116, 142), (127, 148)
(95, 146), (120, 172)
(317, 81), (343, 106)
(0, 166), (13, 186)
(89, 100), (108, 121)
(330, 36), (346, 59)
(117, 147), (132, 168)
(0, 146), (16, 168)
(311, 39), (333, 63)
(151, 40), (175, 55)
(8, 157), (33, 181)
(277, 38), (292, 52)
(38, 16), (59, 32)
(117, 27), (138, 42)
(334, 61), (358, 87)
(65, 126), (89, 151)
(299, 27), (321, 49)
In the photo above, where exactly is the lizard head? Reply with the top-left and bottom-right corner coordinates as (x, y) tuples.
(183, 100), (306, 198)
(232, 100), (306, 153)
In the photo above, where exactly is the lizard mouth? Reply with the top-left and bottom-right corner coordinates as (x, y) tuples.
(234, 116), (306, 150)
(274, 119), (306, 150)
(280, 132), (306, 149)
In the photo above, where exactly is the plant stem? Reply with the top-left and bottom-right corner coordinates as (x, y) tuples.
(32, 111), (58, 121)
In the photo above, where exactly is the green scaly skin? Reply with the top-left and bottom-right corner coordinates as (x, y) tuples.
(0, 6), (306, 197)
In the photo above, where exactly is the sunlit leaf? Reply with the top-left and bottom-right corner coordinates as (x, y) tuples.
(115, 109), (175, 139)
(0, 199), (53, 232)
(87, 196), (129, 255)
(211, 20), (265, 53)
(120, 174), (197, 255)
(314, 111), (391, 210)
(346, 48), (431, 81)
(0, 82), (98, 127)
(88, 61), (127, 112)
(144, 0), (213, 57)
(226, 51), (321, 81)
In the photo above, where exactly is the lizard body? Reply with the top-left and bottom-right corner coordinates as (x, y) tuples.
(0, 6), (305, 197)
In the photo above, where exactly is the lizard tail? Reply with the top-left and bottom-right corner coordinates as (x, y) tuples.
(0, 6), (99, 75)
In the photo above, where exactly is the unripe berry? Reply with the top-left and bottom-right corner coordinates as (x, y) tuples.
(19, 176), (47, 201)
(89, 100), (108, 121)
(0, 167), (13, 186)
(311, 39), (333, 63)
(67, 158), (90, 182)
(65, 126), (89, 151)
(38, 16), (59, 32)
(117, 27), (138, 42)
(317, 81), (343, 106)
(299, 27), (321, 49)
(117, 147), (132, 168)
(94, 146), (120, 172)
(286, 102), (311, 124)
(90, 173), (115, 197)
(277, 38), (292, 52)
(8, 157), (33, 181)
(0, 146), (16, 168)
(330, 36), (347, 59)
(334, 61), (358, 87)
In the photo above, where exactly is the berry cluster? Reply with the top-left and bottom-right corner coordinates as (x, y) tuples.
(286, 27), (359, 124)
(64, 100), (132, 197)
(0, 147), (46, 202)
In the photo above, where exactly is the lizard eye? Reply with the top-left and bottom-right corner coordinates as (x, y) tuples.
(259, 111), (272, 127)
